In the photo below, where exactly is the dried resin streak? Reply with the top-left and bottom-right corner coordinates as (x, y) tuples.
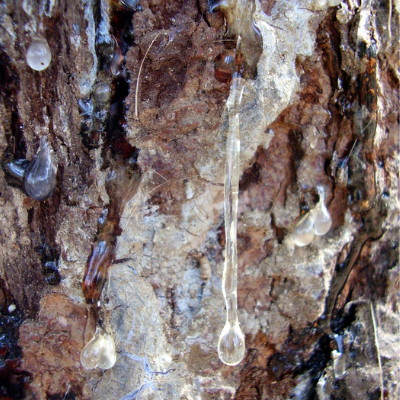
(80, 0), (142, 372)
(211, 0), (262, 366)
(82, 0), (140, 305)
(81, 156), (139, 370)
(82, 155), (141, 304)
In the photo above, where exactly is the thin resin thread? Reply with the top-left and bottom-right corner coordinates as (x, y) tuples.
(218, 74), (245, 366)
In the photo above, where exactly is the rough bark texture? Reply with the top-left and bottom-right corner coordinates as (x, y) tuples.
(0, 0), (398, 399)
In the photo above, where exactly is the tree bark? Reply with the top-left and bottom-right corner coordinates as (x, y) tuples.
(0, 0), (398, 399)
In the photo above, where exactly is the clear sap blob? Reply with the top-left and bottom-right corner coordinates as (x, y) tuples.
(291, 212), (316, 247)
(24, 137), (57, 200)
(332, 350), (346, 379)
(314, 186), (332, 236)
(218, 321), (245, 366)
(332, 334), (346, 379)
(80, 329), (117, 370)
(93, 82), (111, 103)
(314, 203), (332, 236)
(26, 38), (52, 71)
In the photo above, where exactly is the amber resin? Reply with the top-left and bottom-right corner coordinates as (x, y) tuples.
(82, 157), (141, 304)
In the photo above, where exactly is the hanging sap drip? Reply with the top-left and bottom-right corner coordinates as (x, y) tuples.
(291, 187), (332, 247)
(218, 316), (245, 365)
(332, 334), (346, 379)
(210, 0), (262, 367)
(218, 75), (245, 366)
(291, 211), (317, 247)
(26, 38), (52, 71)
(24, 137), (57, 201)
(80, 327), (117, 370)
(314, 187), (332, 236)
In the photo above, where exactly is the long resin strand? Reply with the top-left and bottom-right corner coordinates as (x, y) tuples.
(218, 74), (245, 366)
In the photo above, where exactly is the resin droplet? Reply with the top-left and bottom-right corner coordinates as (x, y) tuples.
(26, 38), (52, 71)
(93, 82), (111, 103)
(332, 350), (346, 379)
(80, 328), (116, 370)
(314, 204), (332, 236)
(24, 137), (57, 200)
(332, 333), (346, 379)
(218, 321), (245, 366)
(291, 212), (316, 247)
(314, 189), (332, 236)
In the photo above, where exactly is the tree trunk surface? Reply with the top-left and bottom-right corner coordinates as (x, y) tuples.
(0, 0), (398, 399)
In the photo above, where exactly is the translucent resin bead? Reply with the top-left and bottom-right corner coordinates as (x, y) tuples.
(313, 202), (332, 236)
(93, 83), (111, 103)
(332, 350), (346, 379)
(80, 328), (116, 370)
(314, 188), (332, 236)
(291, 212), (316, 247)
(332, 334), (346, 379)
(24, 137), (57, 200)
(26, 38), (52, 71)
(218, 320), (245, 366)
